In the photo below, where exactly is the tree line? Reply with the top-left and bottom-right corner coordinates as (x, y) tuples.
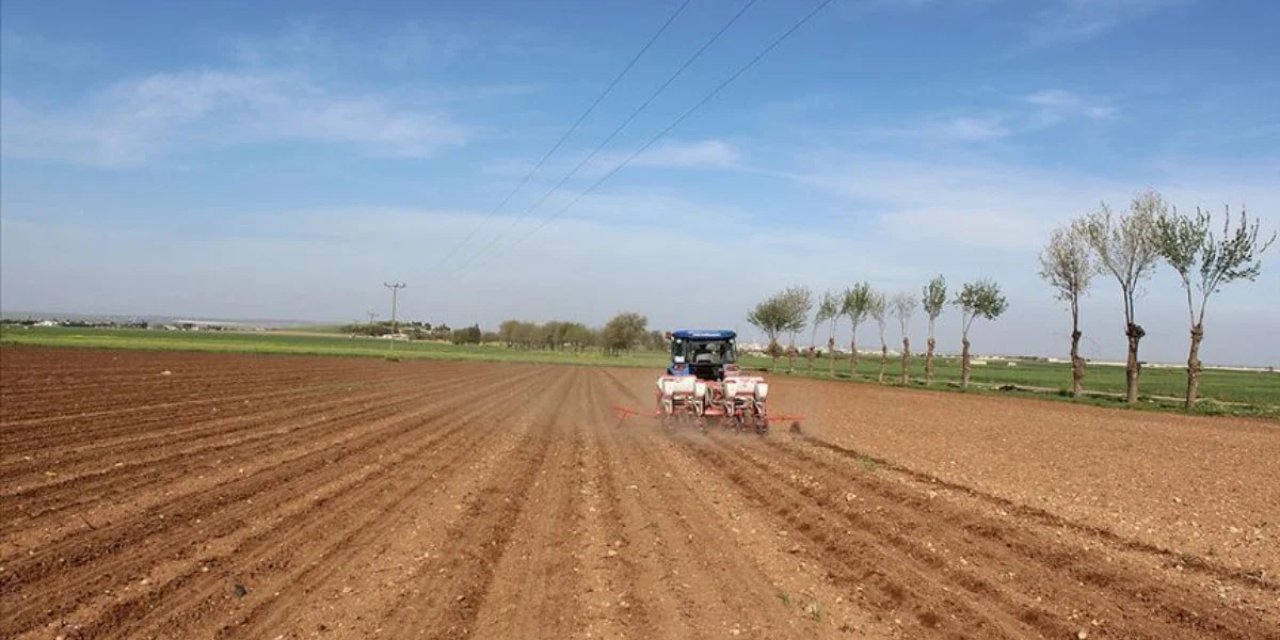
(746, 278), (1006, 388)
(745, 189), (1272, 409)
(497, 313), (664, 355)
(1038, 190), (1272, 408)
(345, 313), (669, 354)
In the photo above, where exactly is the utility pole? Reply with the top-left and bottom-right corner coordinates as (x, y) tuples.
(383, 282), (405, 350)
(366, 310), (378, 332)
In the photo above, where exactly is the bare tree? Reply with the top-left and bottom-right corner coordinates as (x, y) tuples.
(812, 291), (839, 375)
(891, 293), (917, 384)
(1038, 221), (1097, 398)
(1156, 206), (1274, 408)
(921, 275), (946, 385)
(842, 283), (874, 377)
(869, 291), (888, 383)
(954, 279), (1008, 388)
(780, 286), (813, 374)
(1081, 191), (1165, 403)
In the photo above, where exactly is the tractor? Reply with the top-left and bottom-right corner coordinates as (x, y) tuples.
(655, 330), (770, 434)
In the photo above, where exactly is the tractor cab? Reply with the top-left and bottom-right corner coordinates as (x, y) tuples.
(667, 330), (737, 381)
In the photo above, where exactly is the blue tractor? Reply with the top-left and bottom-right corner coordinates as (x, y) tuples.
(658, 329), (770, 433)
(666, 329), (738, 381)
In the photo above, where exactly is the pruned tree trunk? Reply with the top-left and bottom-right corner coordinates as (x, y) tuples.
(1069, 329), (1085, 399)
(1185, 324), (1204, 409)
(806, 347), (815, 375)
(925, 337), (936, 385)
(827, 337), (836, 377)
(1125, 323), (1145, 403)
(960, 336), (972, 388)
(849, 337), (859, 377)
(878, 345), (887, 383)
(901, 337), (911, 384)
(787, 345), (797, 374)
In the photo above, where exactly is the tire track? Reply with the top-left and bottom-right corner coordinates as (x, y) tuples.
(371, 369), (575, 638)
(591, 374), (810, 639)
(470, 369), (593, 639)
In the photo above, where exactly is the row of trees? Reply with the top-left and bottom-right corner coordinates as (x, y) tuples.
(746, 278), (1007, 388)
(496, 313), (663, 355)
(745, 192), (1271, 409)
(347, 314), (663, 355)
(497, 320), (598, 351)
(342, 320), (455, 340)
(1038, 190), (1273, 408)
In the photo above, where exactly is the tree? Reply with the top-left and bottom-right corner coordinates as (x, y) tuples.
(602, 312), (648, 355)
(747, 294), (790, 370)
(841, 283), (874, 377)
(645, 330), (667, 351)
(954, 279), (1008, 388)
(921, 275), (946, 385)
(1081, 191), (1165, 403)
(891, 293), (917, 384)
(498, 320), (520, 346)
(1156, 206), (1274, 408)
(450, 324), (482, 345)
(815, 291), (840, 376)
(1038, 221), (1097, 398)
(869, 292), (888, 382)
(781, 286), (813, 374)
(563, 322), (596, 352)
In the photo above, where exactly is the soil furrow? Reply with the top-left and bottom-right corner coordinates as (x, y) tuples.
(0, 367), (546, 635)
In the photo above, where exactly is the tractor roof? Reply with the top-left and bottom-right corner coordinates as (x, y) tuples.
(671, 329), (736, 340)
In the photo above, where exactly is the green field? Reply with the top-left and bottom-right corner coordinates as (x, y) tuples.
(0, 326), (670, 368)
(3, 326), (1276, 417)
(774, 352), (1280, 409)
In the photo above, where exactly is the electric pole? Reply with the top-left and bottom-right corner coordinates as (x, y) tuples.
(383, 282), (405, 350)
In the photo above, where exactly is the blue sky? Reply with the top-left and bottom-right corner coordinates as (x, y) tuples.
(2, 0), (1278, 365)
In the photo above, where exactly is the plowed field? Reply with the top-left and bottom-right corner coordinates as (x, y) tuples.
(2, 346), (1277, 639)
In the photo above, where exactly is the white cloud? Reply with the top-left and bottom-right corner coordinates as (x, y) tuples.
(940, 117), (1013, 141)
(839, 116), (1011, 142)
(630, 139), (742, 169)
(1024, 89), (1116, 123)
(1, 69), (470, 166)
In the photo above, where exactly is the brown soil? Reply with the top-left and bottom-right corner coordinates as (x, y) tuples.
(2, 346), (1277, 639)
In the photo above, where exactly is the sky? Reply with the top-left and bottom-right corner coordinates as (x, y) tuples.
(2, 0), (1278, 366)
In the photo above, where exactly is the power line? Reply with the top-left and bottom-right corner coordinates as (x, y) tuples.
(428, 0), (694, 271)
(453, 0), (762, 271)
(468, 0), (836, 270)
